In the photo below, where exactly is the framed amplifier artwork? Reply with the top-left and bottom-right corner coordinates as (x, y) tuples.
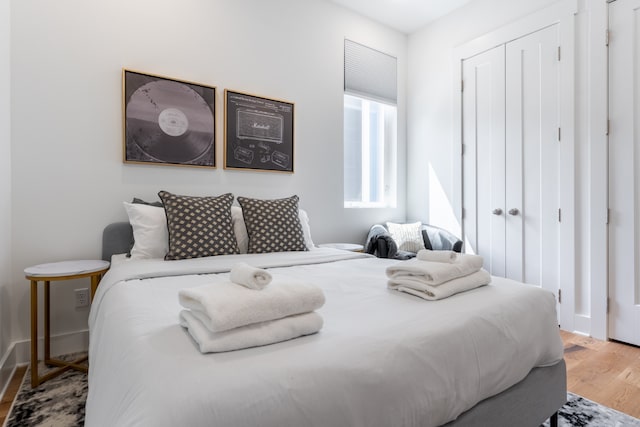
(123, 69), (216, 168)
(224, 89), (294, 173)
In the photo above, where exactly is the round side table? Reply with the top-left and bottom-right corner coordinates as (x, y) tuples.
(24, 259), (110, 388)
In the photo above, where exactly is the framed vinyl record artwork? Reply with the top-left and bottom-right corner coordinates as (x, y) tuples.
(224, 89), (294, 173)
(123, 69), (216, 168)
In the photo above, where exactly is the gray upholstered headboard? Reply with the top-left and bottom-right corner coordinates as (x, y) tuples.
(102, 222), (134, 261)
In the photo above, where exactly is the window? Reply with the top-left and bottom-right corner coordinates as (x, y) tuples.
(343, 40), (397, 208)
(344, 95), (397, 208)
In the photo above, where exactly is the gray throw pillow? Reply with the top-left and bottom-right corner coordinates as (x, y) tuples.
(132, 197), (163, 208)
(237, 195), (307, 254)
(158, 191), (239, 260)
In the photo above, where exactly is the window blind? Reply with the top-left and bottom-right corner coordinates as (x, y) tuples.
(344, 39), (397, 105)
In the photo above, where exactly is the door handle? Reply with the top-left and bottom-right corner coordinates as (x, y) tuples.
(508, 208), (519, 216)
(492, 208), (503, 215)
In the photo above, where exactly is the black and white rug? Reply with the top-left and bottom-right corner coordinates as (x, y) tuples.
(543, 393), (640, 427)
(3, 366), (639, 427)
(3, 357), (87, 427)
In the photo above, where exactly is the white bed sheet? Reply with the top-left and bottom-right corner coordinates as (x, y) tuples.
(86, 249), (563, 427)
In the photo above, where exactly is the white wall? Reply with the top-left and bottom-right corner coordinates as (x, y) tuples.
(407, 0), (608, 338)
(0, 0), (13, 393)
(9, 0), (407, 354)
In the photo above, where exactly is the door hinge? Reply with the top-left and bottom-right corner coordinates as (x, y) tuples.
(462, 207), (466, 220)
(606, 29), (610, 47)
(607, 298), (610, 314)
(461, 144), (466, 155)
(606, 208), (610, 224)
(558, 208), (562, 223)
(558, 289), (562, 304)
(606, 119), (610, 136)
(461, 80), (464, 92)
(558, 127), (561, 141)
(557, 46), (561, 61)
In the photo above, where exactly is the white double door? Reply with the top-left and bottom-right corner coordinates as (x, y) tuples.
(608, 0), (640, 346)
(462, 24), (561, 299)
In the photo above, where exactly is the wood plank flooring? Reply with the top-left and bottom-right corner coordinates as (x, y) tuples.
(0, 332), (639, 424)
(0, 365), (27, 426)
(560, 330), (640, 418)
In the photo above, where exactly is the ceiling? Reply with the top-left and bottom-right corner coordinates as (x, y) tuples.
(328, 0), (474, 34)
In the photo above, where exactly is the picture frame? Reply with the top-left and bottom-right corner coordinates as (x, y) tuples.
(122, 69), (216, 168)
(224, 89), (294, 173)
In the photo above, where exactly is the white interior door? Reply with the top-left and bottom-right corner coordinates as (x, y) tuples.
(462, 25), (561, 303)
(505, 24), (560, 297)
(608, 0), (640, 346)
(462, 45), (506, 276)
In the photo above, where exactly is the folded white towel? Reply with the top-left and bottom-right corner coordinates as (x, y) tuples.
(230, 262), (272, 290)
(180, 310), (323, 353)
(389, 269), (491, 300)
(386, 255), (484, 286)
(178, 280), (325, 333)
(416, 249), (458, 263)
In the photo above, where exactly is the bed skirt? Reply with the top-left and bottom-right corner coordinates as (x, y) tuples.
(444, 359), (566, 426)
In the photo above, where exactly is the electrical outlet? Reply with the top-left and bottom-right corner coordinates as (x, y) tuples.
(75, 288), (90, 308)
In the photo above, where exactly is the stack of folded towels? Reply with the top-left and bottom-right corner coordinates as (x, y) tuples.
(178, 262), (325, 353)
(386, 249), (491, 300)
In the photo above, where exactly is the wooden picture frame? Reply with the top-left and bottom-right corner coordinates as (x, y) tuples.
(122, 69), (216, 168)
(224, 89), (294, 173)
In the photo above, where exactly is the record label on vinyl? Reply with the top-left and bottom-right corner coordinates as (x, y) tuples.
(158, 108), (189, 137)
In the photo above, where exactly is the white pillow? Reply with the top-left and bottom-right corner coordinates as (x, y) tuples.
(298, 208), (316, 250)
(231, 206), (315, 253)
(123, 202), (169, 259)
(231, 206), (249, 254)
(387, 221), (425, 253)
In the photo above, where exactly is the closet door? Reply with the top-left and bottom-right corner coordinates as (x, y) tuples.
(505, 24), (560, 296)
(462, 24), (561, 301)
(608, 0), (640, 346)
(462, 45), (506, 276)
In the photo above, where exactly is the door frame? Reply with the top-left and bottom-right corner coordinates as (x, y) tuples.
(587, 0), (608, 341)
(452, 0), (577, 331)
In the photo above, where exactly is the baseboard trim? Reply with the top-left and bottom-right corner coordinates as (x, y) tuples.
(13, 329), (89, 366)
(573, 314), (591, 336)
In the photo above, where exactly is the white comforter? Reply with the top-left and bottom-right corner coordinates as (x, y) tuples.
(86, 249), (563, 427)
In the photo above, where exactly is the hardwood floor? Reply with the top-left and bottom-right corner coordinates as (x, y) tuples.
(0, 365), (26, 426)
(0, 332), (639, 423)
(561, 330), (640, 419)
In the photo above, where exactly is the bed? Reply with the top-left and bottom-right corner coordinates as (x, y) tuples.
(86, 219), (566, 427)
